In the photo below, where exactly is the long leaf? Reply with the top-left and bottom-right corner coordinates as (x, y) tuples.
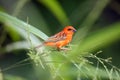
(0, 11), (48, 40)
(39, 0), (70, 26)
(69, 22), (120, 57)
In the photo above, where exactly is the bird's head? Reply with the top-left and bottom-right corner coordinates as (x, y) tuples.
(63, 26), (76, 34)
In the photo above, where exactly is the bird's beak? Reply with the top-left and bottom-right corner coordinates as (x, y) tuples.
(73, 29), (76, 32)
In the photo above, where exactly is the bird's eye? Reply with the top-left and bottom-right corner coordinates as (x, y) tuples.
(68, 28), (72, 31)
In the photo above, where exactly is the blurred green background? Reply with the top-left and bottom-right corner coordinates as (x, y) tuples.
(0, 0), (120, 80)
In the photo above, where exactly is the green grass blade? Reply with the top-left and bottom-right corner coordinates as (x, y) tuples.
(0, 69), (3, 80)
(12, 0), (29, 16)
(74, 0), (110, 42)
(39, 0), (70, 26)
(70, 22), (120, 57)
(0, 11), (48, 40)
(4, 74), (27, 80)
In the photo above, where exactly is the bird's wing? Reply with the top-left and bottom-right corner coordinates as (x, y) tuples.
(45, 31), (66, 42)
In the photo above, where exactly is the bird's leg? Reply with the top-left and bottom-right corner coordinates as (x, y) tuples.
(66, 43), (72, 50)
(62, 47), (71, 51)
(57, 47), (71, 51)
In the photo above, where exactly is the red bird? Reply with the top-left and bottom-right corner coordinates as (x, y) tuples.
(36, 26), (76, 50)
